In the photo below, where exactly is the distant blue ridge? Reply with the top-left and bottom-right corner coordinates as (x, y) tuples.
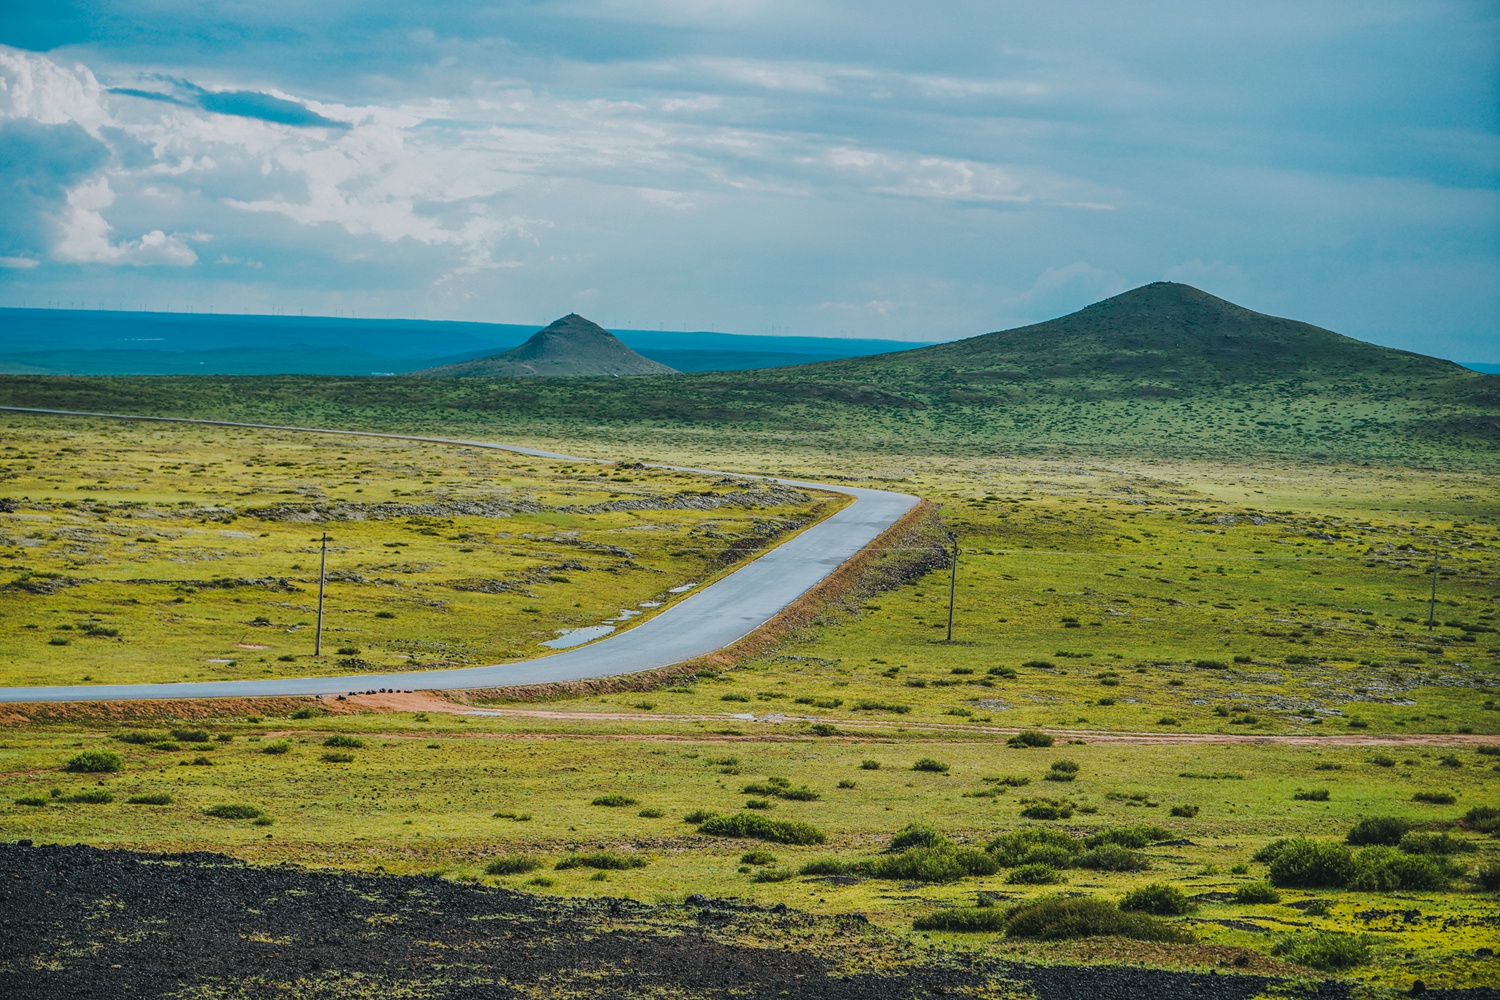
(0, 308), (931, 375)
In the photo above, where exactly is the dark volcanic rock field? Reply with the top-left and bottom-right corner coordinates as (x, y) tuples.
(1, 842), (1492, 999)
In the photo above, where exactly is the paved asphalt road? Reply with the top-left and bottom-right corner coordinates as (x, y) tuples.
(0, 407), (921, 703)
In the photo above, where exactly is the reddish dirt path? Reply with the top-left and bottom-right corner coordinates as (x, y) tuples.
(322, 691), (1499, 747)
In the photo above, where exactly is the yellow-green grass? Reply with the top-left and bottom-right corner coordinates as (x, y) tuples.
(491, 456), (1499, 737)
(1, 718), (1496, 988)
(0, 415), (841, 686)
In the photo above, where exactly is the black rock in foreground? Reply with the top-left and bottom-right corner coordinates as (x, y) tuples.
(0, 843), (1487, 999)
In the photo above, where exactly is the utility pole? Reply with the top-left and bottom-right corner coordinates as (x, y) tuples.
(315, 532), (329, 655)
(1427, 551), (1439, 630)
(946, 532), (958, 642)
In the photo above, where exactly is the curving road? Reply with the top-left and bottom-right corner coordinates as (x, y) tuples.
(0, 407), (920, 703)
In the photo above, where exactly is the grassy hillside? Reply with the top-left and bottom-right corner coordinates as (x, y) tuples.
(1, 283), (1494, 465)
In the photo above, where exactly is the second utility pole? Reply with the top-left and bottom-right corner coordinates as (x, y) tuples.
(315, 531), (328, 655)
(946, 532), (958, 642)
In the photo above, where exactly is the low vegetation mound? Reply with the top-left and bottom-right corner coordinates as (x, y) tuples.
(1001, 896), (1192, 943)
(696, 813), (826, 845)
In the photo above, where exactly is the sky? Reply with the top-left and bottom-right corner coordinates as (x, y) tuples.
(0, 2), (1496, 359)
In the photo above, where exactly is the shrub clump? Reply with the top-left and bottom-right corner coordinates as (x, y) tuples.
(1006, 731), (1054, 749)
(59, 789), (114, 804)
(1292, 789), (1330, 802)
(64, 750), (122, 773)
(1119, 883), (1194, 916)
(698, 813), (826, 845)
(799, 858), (858, 877)
(889, 824), (948, 851)
(169, 728), (211, 743)
(260, 741), (291, 755)
(322, 735), (364, 748)
(204, 804), (263, 820)
(1346, 816), (1412, 846)
(1233, 881), (1281, 904)
(126, 793), (173, 805)
(1085, 825), (1171, 849)
(1412, 791), (1457, 805)
(1020, 802), (1073, 821)
(1460, 806), (1499, 834)
(1001, 896), (1192, 943)
(912, 758), (951, 773)
(913, 907), (1007, 932)
(1263, 838), (1461, 891)
(1006, 863), (1062, 885)
(869, 846), (998, 883)
(986, 827), (1083, 867)
(1271, 932), (1370, 971)
(1077, 844), (1150, 872)
(591, 794), (638, 807)
(555, 852), (646, 871)
(485, 854), (542, 875)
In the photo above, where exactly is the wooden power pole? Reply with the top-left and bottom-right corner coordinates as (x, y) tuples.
(946, 532), (958, 642)
(315, 532), (329, 655)
(1427, 551), (1439, 630)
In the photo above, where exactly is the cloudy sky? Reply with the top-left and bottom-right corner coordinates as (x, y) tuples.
(1, 2), (1496, 357)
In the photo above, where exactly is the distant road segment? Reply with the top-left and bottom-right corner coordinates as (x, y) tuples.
(0, 406), (921, 703)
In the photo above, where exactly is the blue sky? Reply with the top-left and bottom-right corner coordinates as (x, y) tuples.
(1, 2), (1496, 358)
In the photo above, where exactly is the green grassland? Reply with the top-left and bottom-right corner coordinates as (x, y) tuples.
(1, 717), (1497, 989)
(2, 285), (1496, 467)
(0, 413), (1496, 990)
(0, 414), (840, 686)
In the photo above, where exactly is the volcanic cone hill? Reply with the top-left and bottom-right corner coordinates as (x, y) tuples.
(417, 314), (678, 377)
(802, 282), (1480, 394)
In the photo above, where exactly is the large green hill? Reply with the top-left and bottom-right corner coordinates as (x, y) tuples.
(2, 283), (1495, 465)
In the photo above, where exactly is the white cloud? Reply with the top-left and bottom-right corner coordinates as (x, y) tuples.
(53, 177), (198, 266)
(0, 256), (40, 268)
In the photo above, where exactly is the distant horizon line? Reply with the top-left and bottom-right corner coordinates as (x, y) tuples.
(0, 305), (939, 347)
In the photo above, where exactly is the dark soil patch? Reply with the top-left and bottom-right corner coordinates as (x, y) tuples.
(0, 843), (1492, 999)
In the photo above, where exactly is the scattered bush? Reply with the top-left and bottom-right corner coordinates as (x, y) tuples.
(796, 696), (843, 709)
(1233, 881), (1281, 904)
(14, 796), (48, 807)
(321, 752), (355, 763)
(1399, 831), (1473, 856)
(869, 846), (998, 883)
(1267, 839), (1357, 888)
(987, 666), (1018, 679)
(1021, 660), (1055, 669)
(1006, 731), (1053, 749)
(1020, 803), (1072, 821)
(1006, 863), (1062, 885)
(683, 809), (715, 824)
(288, 707), (325, 720)
(989, 775), (1030, 787)
(1271, 932), (1370, 971)
(59, 789), (114, 804)
(1475, 863), (1500, 891)
(63, 750), (122, 773)
(837, 779), (856, 789)
(126, 794), (172, 805)
(1085, 825), (1171, 849)
(1346, 816), (1411, 846)
(889, 824), (948, 851)
(1413, 791), (1457, 805)
(853, 700), (911, 714)
(750, 867), (795, 883)
(322, 735), (364, 748)
(555, 852), (647, 871)
(913, 906), (1007, 932)
(591, 794), (638, 807)
(1000, 896), (1192, 943)
(1460, 806), (1499, 834)
(1044, 760), (1079, 782)
(1119, 883), (1194, 916)
(485, 854), (542, 875)
(638, 808), (664, 818)
(1347, 847), (1462, 891)
(806, 723), (839, 737)
(261, 741), (291, 755)
(800, 858), (858, 876)
(986, 827), (1083, 866)
(745, 798), (773, 810)
(204, 804), (263, 820)
(169, 728), (210, 743)
(698, 813), (826, 845)
(1371, 754), (1396, 767)
(740, 850), (777, 866)
(1292, 789), (1330, 802)
(114, 731), (159, 745)
(720, 693), (750, 703)
(1077, 844), (1150, 872)
(912, 758), (950, 773)
(859, 759), (881, 770)
(1169, 804), (1199, 818)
